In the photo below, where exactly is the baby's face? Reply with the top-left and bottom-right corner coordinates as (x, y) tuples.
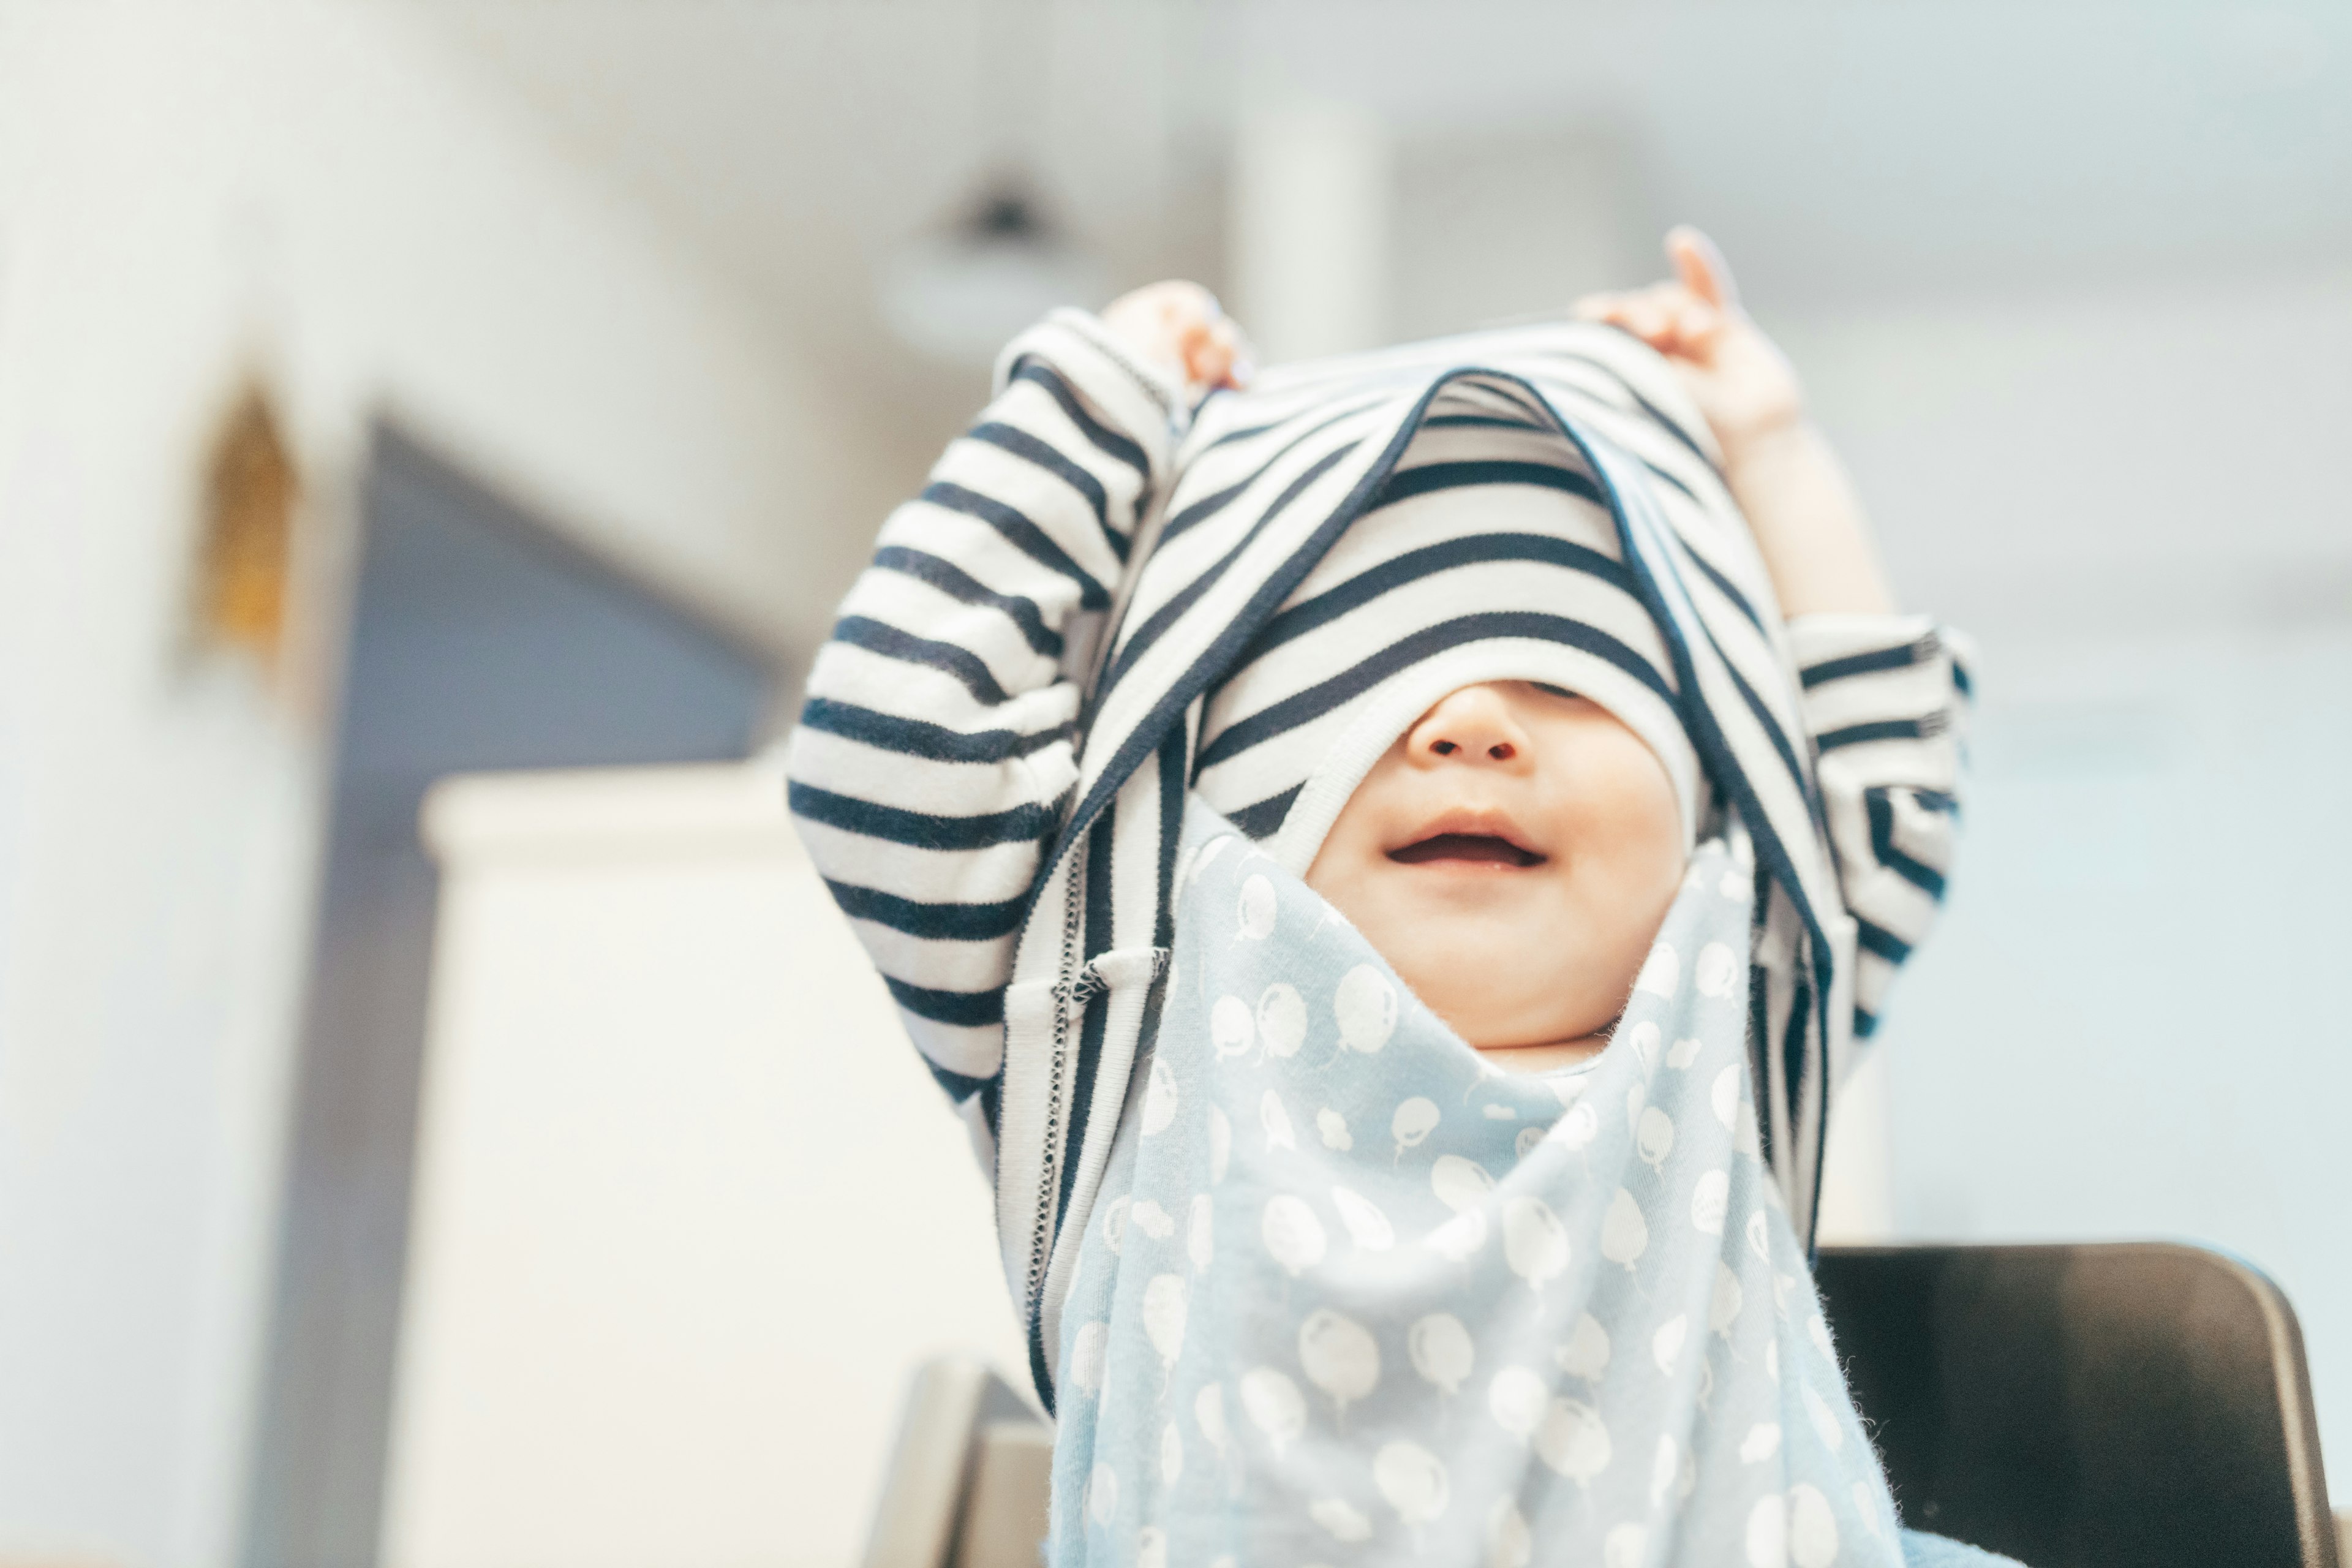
(1303, 682), (1686, 1056)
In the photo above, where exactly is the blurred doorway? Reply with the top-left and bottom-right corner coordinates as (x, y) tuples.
(241, 426), (777, 1568)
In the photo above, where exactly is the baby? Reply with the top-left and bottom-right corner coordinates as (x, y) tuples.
(788, 231), (1980, 1565)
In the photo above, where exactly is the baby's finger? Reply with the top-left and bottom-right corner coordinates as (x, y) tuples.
(1186, 320), (1238, 390)
(1620, 287), (1685, 345)
(1217, 320), (1258, 388)
(1666, 226), (1740, 314)
(1655, 291), (1725, 356)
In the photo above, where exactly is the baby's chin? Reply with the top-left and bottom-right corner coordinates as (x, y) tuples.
(1371, 918), (1624, 1049)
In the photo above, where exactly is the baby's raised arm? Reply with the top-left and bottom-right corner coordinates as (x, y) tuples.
(1575, 228), (1892, 619)
(1581, 232), (1972, 1039)
(786, 305), (1215, 1106)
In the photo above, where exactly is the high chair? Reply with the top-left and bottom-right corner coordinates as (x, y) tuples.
(859, 1242), (2342, 1568)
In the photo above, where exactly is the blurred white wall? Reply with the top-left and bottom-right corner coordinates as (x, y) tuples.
(1779, 268), (2352, 1492)
(0, 4), (876, 1565)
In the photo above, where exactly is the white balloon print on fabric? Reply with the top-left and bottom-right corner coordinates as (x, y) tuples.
(1208, 1105), (1232, 1184)
(1667, 1035), (1705, 1069)
(1425, 1209), (1488, 1263)
(1142, 1273), (1186, 1383)
(1330, 1185), (1396, 1251)
(1624, 1020), (1661, 1076)
(1194, 1382), (1229, 1457)
(1695, 940), (1741, 998)
(1310, 1498), (1374, 1544)
(1160, 1421), (1182, 1485)
(1802, 1382), (1845, 1453)
(1392, 1097), (1440, 1161)
(1260, 1090), (1297, 1153)
(1602, 1188), (1649, 1273)
(1691, 1169), (1732, 1236)
(1431, 1155), (1494, 1213)
(1333, 965), (1398, 1056)
(1188, 1194), (1214, 1270)
(1238, 1366), (1305, 1456)
(1788, 1483), (1840, 1568)
(1556, 1313), (1610, 1381)
(1713, 1065), (1741, 1129)
(1298, 1308), (1381, 1425)
(1502, 1196), (1570, 1297)
(1650, 1435), (1680, 1507)
(1747, 1208), (1773, 1265)
(1487, 1365), (1547, 1442)
(1210, 996), (1254, 1060)
(1604, 1522), (1648, 1568)
(1087, 1462), (1118, 1528)
(1747, 1493), (1787, 1568)
(1636, 1106), (1676, 1170)
(1137, 1526), (1167, 1568)
(1101, 1196), (1130, 1255)
(1711, 1261), (1745, 1339)
(1516, 1125), (1547, 1159)
(1069, 1320), (1109, 1396)
(1142, 1056), (1180, 1134)
(1555, 1101), (1600, 1156)
(1635, 941), (1680, 998)
(1256, 982), (1306, 1058)
(1652, 1314), (1689, 1375)
(1374, 1440), (1451, 1534)
(1409, 1313), (1475, 1397)
(1854, 1481), (1885, 1540)
(1536, 1398), (1611, 1485)
(1740, 1423), (1782, 1464)
(1316, 1107), (1352, 1152)
(1488, 1501), (1532, 1568)
(1261, 1194), (1327, 1278)
(1236, 873), (1276, 940)
(1129, 1199), (1175, 1241)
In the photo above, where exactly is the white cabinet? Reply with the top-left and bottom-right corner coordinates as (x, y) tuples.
(382, 764), (1028, 1568)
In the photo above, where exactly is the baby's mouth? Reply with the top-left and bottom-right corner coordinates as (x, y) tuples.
(1388, 832), (1547, 869)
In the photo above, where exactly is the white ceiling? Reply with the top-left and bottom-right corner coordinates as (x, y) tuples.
(407, 0), (2352, 409)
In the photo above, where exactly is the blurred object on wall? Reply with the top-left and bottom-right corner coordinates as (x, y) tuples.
(382, 763), (1025, 1568)
(1231, 100), (1392, 364)
(189, 377), (300, 673)
(878, 181), (1107, 366)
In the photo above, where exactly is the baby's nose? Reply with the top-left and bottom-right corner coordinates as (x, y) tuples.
(1408, 687), (1531, 767)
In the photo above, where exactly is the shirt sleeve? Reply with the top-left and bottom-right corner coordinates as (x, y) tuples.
(1787, 612), (1977, 1038)
(785, 309), (1185, 1103)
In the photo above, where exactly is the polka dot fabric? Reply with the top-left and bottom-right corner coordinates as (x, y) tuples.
(1048, 802), (1906, 1568)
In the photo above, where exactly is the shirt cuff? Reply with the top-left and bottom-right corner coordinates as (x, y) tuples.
(992, 307), (1188, 479)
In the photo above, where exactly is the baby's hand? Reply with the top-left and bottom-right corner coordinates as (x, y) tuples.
(1574, 229), (1803, 464)
(1098, 281), (1254, 402)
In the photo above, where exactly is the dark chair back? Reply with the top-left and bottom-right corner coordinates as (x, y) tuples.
(1816, 1242), (2339, 1568)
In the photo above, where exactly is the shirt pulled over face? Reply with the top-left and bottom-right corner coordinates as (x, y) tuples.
(1046, 802), (1904, 1568)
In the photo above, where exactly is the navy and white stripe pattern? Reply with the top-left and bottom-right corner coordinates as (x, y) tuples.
(786, 310), (1970, 1405)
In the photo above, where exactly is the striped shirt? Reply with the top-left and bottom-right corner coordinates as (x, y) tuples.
(786, 309), (1970, 1400)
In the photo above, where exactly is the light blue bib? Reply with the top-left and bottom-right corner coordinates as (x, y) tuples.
(1048, 801), (1906, 1568)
